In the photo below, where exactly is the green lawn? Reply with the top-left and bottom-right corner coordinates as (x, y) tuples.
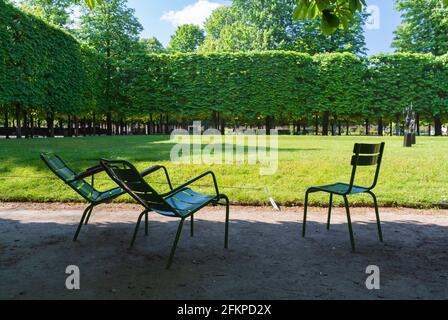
(0, 135), (447, 208)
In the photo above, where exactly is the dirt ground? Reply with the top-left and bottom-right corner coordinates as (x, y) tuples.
(1, 202), (447, 300)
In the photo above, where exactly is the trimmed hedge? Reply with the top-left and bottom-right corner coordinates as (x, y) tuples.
(0, 2), (100, 136)
(1, 3), (448, 136)
(125, 51), (448, 133)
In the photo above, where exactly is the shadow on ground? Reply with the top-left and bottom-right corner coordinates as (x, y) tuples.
(0, 206), (447, 300)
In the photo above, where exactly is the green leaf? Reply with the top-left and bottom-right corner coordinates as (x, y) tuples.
(307, 3), (319, 20)
(321, 10), (340, 36)
(85, 0), (95, 10)
(293, 5), (302, 21)
(315, 0), (330, 11)
(293, 1), (309, 22)
(349, 0), (359, 12)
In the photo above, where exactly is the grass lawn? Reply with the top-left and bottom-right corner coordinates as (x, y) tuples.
(0, 135), (447, 207)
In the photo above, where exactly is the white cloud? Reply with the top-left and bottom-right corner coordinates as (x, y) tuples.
(161, 0), (223, 27)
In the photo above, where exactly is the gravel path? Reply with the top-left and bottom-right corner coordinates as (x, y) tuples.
(1, 203), (447, 300)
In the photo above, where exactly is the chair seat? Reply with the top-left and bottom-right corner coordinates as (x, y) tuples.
(153, 188), (217, 217)
(310, 183), (369, 195)
(94, 187), (125, 202)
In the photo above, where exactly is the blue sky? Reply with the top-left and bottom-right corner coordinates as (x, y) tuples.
(127, 0), (402, 56)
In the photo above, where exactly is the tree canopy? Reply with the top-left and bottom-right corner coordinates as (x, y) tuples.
(393, 0), (448, 56)
(17, 0), (74, 27)
(293, 0), (367, 35)
(76, 0), (142, 134)
(168, 24), (205, 53)
(201, 0), (367, 55)
(139, 37), (166, 54)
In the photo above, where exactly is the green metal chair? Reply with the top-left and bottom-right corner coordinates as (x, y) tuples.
(100, 159), (230, 269)
(41, 153), (126, 241)
(302, 142), (385, 252)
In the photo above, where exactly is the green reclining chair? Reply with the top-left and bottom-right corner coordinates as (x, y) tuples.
(100, 159), (230, 269)
(302, 142), (385, 252)
(41, 153), (126, 241)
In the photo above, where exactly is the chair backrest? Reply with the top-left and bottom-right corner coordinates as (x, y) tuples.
(348, 142), (385, 191)
(40, 153), (99, 202)
(100, 159), (174, 214)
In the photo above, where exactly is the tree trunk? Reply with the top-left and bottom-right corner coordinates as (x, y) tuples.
(331, 116), (336, 136)
(395, 113), (400, 136)
(82, 118), (87, 136)
(15, 104), (22, 139)
(23, 110), (29, 138)
(149, 114), (153, 135)
(220, 117), (225, 135)
(29, 114), (34, 138)
(315, 114), (319, 135)
(47, 112), (55, 138)
(434, 116), (442, 136)
(265, 116), (274, 135)
(115, 122), (120, 135)
(365, 118), (370, 136)
(378, 117), (383, 136)
(5, 110), (9, 139)
(106, 112), (112, 136)
(74, 116), (79, 137)
(67, 116), (72, 137)
(416, 114), (420, 136)
(92, 112), (96, 136)
(322, 111), (329, 136)
(165, 115), (170, 134)
(338, 121), (342, 136)
(346, 120), (349, 136)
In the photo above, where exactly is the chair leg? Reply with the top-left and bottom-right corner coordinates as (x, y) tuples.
(327, 193), (333, 230)
(222, 195), (230, 249)
(167, 218), (185, 269)
(343, 195), (356, 252)
(84, 206), (94, 225)
(130, 210), (148, 248)
(302, 190), (310, 237)
(73, 205), (93, 241)
(145, 212), (149, 236)
(368, 191), (383, 242)
(190, 214), (194, 237)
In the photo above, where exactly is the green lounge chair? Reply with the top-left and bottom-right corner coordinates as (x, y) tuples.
(41, 153), (126, 241)
(100, 159), (230, 269)
(302, 142), (385, 251)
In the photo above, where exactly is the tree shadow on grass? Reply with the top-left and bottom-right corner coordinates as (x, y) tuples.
(1, 212), (448, 300)
(0, 136), (177, 175)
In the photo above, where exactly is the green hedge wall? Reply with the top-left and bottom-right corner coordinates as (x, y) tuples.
(1, 2), (447, 136)
(0, 1), (100, 134)
(124, 51), (448, 130)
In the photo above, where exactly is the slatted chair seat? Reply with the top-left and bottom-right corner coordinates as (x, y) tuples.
(95, 187), (125, 202)
(100, 159), (230, 269)
(163, 188), (217, 216)
(302, 142), (386, 252)
(310, 183), (369, 195)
